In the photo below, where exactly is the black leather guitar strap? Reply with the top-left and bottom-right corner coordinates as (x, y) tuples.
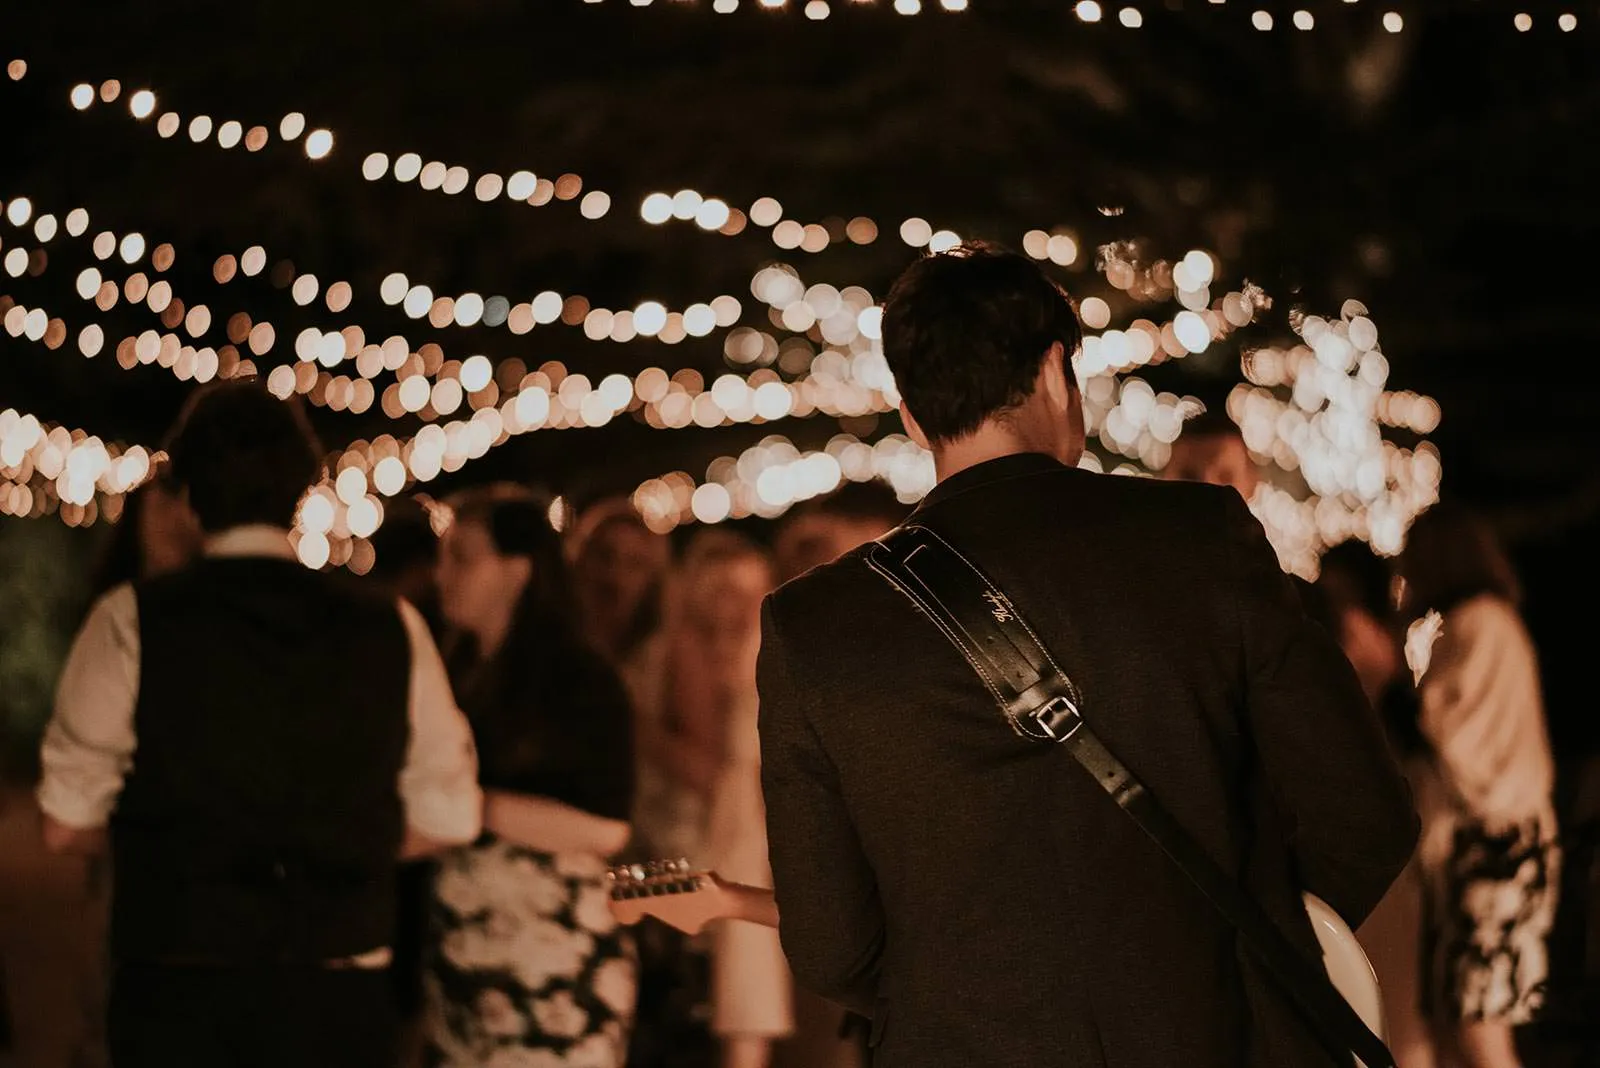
(866, 523), (1394, 1068)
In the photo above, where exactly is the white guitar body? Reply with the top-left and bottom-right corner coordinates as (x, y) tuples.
(1303, 892), (1387, 1065)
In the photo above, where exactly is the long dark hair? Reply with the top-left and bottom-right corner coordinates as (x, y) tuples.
(90, 471), (195, 599)
(567, 496), (668, 662)
(448, 483), (584, 669)
(1317, 539), (1425, 756)
(445, 485), (618, 778)
(1397, 500), (1522, 620)
(92, 485), (153, 599)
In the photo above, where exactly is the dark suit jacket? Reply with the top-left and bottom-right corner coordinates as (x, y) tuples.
(758, 453), (1419, 1068)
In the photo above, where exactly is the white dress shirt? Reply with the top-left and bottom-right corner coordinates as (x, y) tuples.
(37, 524), (483, 847)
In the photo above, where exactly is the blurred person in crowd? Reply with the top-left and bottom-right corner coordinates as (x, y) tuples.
(91, 469), (204, 597)
(1397, 502), (1561, 1068)
(626, 529), (778, 1068)
(629, 530), (772, 864)
(1306, 542), (1437, 1068)
(697, 535), (791, 1068)
(369, 494), (446, 638)
(428, 484), (637, 1068)
(37, 382), (483, 1068)
(569, 496), (672, 669)
(1314, 540), (1424, 752)
(772, 482), (908, 585)
(1163, 405), (1262, 503)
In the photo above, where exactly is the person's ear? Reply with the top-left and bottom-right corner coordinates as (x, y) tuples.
(1039, 341), (1072, 411)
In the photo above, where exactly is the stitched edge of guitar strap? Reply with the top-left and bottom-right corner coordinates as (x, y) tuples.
(865, 523), (1394, 1068)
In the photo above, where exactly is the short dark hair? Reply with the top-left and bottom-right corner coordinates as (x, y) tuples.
(163, 382), (322, 532)
(368, 495), (439, 580)
(791, 480), (907, 528)
(881, 241), (1082, 443)
(1317, 539), (1395, 623)
(1178, 404), (1242, 441)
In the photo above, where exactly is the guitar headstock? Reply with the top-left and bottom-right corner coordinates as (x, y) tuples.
(607, 858), (727, 935)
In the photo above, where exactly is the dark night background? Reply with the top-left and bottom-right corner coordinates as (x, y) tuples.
(1, 0), (1597, 764)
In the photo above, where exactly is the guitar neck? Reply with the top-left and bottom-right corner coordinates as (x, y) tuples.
(608, 862), (782, 935)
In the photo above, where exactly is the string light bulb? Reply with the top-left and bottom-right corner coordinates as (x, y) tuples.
(304, 129), (334, 160)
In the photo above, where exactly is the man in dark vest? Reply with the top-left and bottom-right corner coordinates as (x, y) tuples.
(757, 244), (1419, 1068)
(37, 382), (482, 1068)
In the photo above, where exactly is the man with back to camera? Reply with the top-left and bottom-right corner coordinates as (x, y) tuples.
(37, 382), (482, 1068)
(756, 243), (1419, 1068)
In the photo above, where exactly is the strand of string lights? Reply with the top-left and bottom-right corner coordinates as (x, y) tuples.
(572, 0), (1579, 36)
(2, 183), (1245, 442)
(47, 68), (996, 260)
(6, 191), (1320, 557)
(0, 127), (1441, 574)
(4, 192), (903, 438)
(5, 209), (909, 509)
(0, 180), (928, 415)
(5, 256), (898, 472)
(3, 276), (1443, 581)
(5, 171), (862, 375)
(57, 75), (621, 232)
(21, 66), (1099, 333)
(315, 241), (1294, 534)
(0, 193), (773, 426)
(0, 405), (154, 526)
(1, 277), (903, 553)
(7, 0), (1587, 271)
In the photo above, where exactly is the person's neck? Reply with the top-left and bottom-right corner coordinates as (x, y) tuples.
(471, 603), (517, 661)
(930, 425), (1064, 483)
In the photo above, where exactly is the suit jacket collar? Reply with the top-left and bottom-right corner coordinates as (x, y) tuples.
(914, 452), (1068, 513)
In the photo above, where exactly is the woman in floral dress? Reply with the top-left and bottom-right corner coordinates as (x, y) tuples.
(1398, 503), (1561, 1068)
(426, 485), (638, 1068)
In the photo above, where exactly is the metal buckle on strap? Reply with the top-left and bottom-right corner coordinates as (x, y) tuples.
(1028, 695), (1082, 742)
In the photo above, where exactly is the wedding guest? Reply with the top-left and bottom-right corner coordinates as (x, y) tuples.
(1397, 503), (1561, 1068)
(623, 530), (776, 1068)
(37, 382), (482, 1068)
(630, 531), (772, 865)
(426, 484), (637, 1068)
(91, 470), (204, 595)
(693, 535), (792, 1068)
(369, 494), (445, 637)
(569, 496), (672, 669)
(772, 482), (907, 585)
